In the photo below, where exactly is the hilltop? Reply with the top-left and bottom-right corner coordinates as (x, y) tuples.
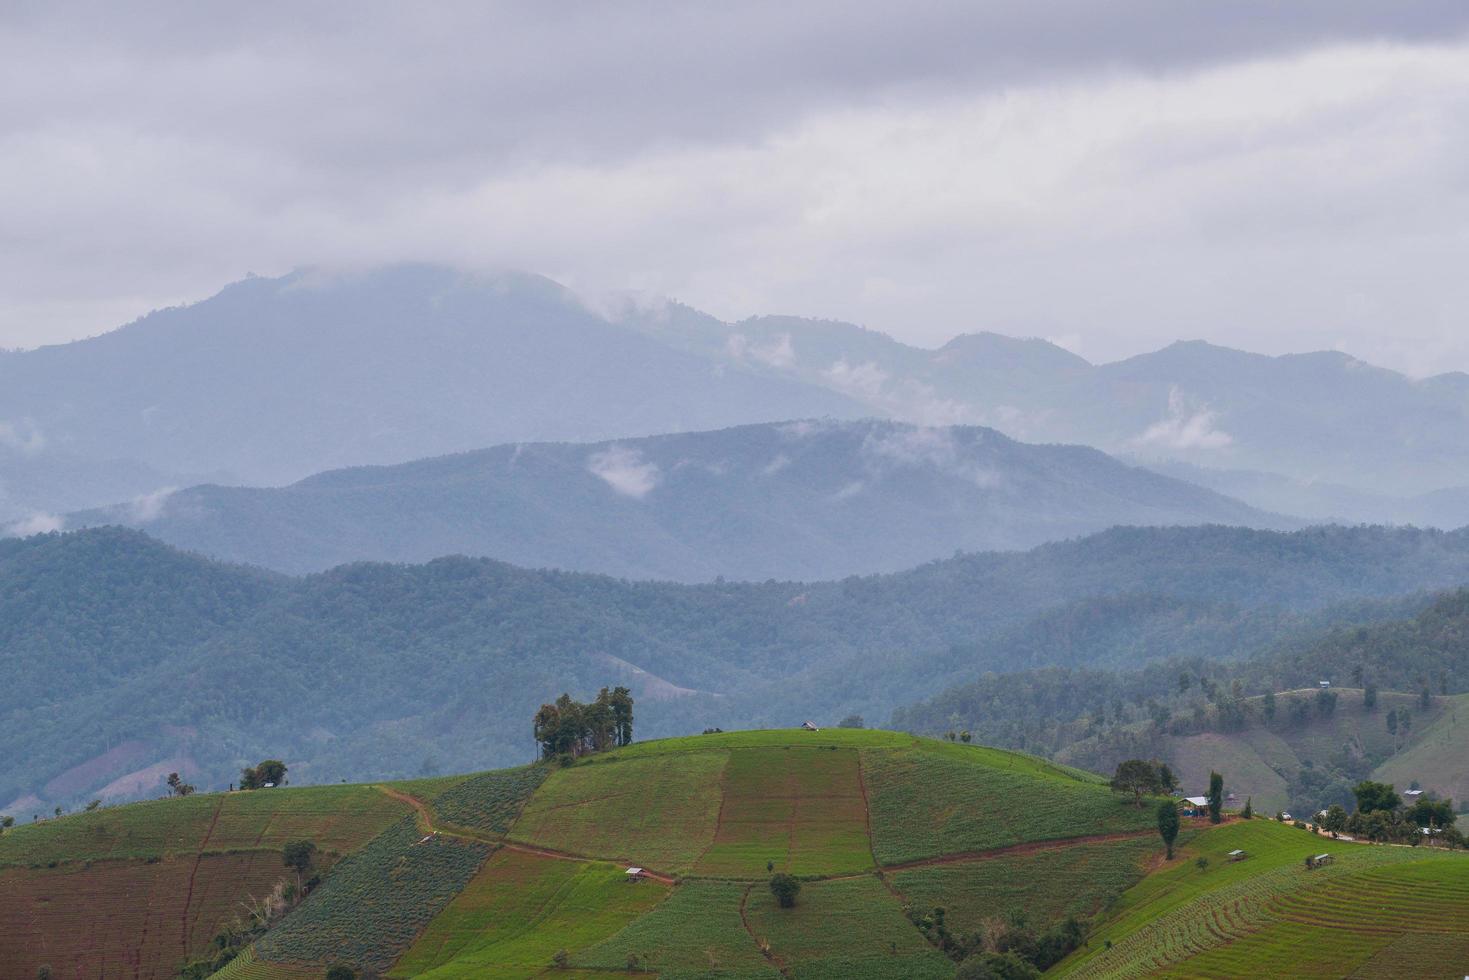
(64, 419), (1290, 580)
(9, 523), (1469, 814)
(0, 729), (1165, 978)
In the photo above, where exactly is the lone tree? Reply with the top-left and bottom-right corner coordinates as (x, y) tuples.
(1157, 799), (1180, 860)
(769, 873), (801, 908)
(283, 839), (318, 889)
(1207, 771), (1224, 824)
(1110, 759), (1169, 808)
(241, 760), (287, 790)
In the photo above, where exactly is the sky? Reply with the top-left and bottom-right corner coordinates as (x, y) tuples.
(3, 1), (1468, 376)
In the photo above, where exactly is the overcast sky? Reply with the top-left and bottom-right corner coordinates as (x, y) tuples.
(4, 1), (1468, 375)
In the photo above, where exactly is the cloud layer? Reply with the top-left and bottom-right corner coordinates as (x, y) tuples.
(3, 3), (1468, 375)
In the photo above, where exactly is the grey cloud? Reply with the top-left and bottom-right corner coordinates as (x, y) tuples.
(2, 3), (1468, 373)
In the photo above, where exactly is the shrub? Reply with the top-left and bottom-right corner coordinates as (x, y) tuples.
(769, 873), (802, 908)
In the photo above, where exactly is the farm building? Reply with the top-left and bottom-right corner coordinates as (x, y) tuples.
(1178, 796), (1209, 816)
(1307, 853), (1333, 869)
(625, 867), (646, 881)
(1227, 849), (1247, 862)
(1319, 680), (1331, 688)
(1404, 789), (1424, 800)
(800, 721), (820, 731)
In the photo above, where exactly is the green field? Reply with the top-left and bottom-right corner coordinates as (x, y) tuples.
(390, 848), (668, 977)
(575, 879), (781, 977)
(9, 727), (1461, 979)
(1057, 819), (1469, 978)
(430, 765), (549, 838)
(862, 740), (1154, 865)
(0, 782), (412, 867)
(891, 835), (1162, 937)
(510, 750), (727, 873)
(744, 875), (954, 979)
(253, 817), (492, 974)
(693, 746), (872, 877)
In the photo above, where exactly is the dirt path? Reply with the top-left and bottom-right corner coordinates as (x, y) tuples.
(373, 784), (678, 883)
(173, 794), (228, 968)
(854, 750), (879, 869)
(739, 882), (790, 977)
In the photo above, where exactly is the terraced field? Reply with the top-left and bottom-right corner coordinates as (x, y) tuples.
(509, 750), (727, 873)
(389, 849), (668, 978)
(1057, 819), (1469, 978)
(693, 745), (872, 876)
(13, 728), (1452, 979)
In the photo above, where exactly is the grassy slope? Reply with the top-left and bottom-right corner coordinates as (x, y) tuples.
(1373, 692), (1469, 807)
(1056, 819), (1469, 978)
(1067, 689), (1468, 816)
(388, 730), (1158, 979)
(390, 849), (668, 978)
(0, 781), (419, 975)
(5, 729), (1342, 979)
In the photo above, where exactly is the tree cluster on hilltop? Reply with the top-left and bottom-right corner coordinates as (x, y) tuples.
(533, 688), (634, 760)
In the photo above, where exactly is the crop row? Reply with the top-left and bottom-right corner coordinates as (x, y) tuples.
(430, 764), (549, 837)
(253, 816), (491, 973)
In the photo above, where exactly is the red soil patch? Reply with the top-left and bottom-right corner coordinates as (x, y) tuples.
(0, 853), (288, 979)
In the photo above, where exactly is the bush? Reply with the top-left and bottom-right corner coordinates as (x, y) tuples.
(325, 968), (355, 980)
(769, 873), (802, 908)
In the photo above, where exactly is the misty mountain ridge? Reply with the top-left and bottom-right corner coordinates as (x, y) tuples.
(4, 263), (1467, 529)
(61, 418), (1292, 581)
(621, 302), (1469, 503)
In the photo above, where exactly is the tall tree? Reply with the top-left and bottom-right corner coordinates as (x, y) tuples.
(1207, 771), (1224, 824)
(609, 686), (635, 747)
(1157, 799), (1180, 860)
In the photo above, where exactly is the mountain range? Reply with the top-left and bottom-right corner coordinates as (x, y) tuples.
(4, 265), (1468, 534)
(64, 419), (1289, 580)
(8, 522), (1469, 815)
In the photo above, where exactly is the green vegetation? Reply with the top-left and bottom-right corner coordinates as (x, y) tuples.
(253, 817), (491, 974)
(1056, 819), (1469, 977)
(890, 837), (1159, 940)
(389, 849), (668, 978)
(745, 876), (953, 978)
(429, 766), (548, 837)
(694, 746), (872, 876)
(532, 686), (634, 759)
(863, 741), (1152, 865)
(510, 750), (726, 873)
(12, 523), (1469, 810)
(0, 783), (408, 867)
(574, 880), (780, 977)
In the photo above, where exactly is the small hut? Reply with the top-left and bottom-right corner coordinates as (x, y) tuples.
(1306, 853), (1333, 869)
(1227, 849), (1247, 862)
(801, 721), (820, 732)
(625, 867), (647, 882)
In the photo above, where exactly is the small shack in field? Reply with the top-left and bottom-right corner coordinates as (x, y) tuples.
(1227, 849), (1247, 862)
(1307, 853), (1333, 869)
(1178, 796), (1209, 816)
(625, 867), (646, 882)
(801, 721), (820, 731)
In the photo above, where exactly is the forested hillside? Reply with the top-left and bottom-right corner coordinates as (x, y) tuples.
(897, 589), (1469, 815)
(6, 524), (1469, 815)
(66, 419), (1289, 580)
